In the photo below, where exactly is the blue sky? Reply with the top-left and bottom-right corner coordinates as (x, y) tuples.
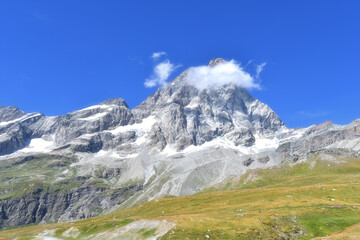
(0, 0), (359, 128)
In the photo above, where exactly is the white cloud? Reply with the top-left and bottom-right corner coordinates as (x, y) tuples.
(145, 60), (178, 87)
(256, 62), (266, 78)
(245, 59), (253, 67)
(185, 60), (260, 90)
(151, 52), (167, 60)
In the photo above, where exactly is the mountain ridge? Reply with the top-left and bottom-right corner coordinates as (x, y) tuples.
(0, 59), (359, 229)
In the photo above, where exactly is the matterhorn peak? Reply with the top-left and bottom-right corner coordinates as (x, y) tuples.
(209, 58), (226, 67)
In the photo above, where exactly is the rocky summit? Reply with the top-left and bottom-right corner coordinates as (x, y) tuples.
(0, 59), (359, 229)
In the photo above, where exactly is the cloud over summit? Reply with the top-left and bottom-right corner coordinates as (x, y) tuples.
(184, 60), (260, 90)
(145, 56), (262, 90)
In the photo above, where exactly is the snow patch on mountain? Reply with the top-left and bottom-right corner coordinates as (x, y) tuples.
(19, 138), (54, 153)
(159, 126), (308, 157)
(108, 116), (156, 135)
(0, 113), (42, 127)
(76, 104), (116, 112)
(78, 112), (108, 121)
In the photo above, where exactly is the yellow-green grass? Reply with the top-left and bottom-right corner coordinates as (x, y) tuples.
(313, 222), (360, 239)
(2, 153), (360, 239)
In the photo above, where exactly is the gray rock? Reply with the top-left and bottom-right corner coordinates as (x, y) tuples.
(277, 120), (360, 156)
(133, 71), (284, 151)
(209, 58), (226, 67)
(243, 158), (254, 166)
(0, 183), (142, 228)
(0, 106), (26, 122)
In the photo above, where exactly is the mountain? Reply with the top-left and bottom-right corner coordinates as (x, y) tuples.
(0, 58), (359, 229)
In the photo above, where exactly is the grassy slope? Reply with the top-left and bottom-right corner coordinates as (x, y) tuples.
(313, 222), (360, 239)
(0, 154), (79, 200)
(1, 152), (360, 239)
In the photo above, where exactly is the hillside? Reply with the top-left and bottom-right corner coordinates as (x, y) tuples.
(1, 150), (360, 239)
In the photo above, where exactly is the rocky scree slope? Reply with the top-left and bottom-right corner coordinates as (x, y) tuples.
(0, 58), (359, 229)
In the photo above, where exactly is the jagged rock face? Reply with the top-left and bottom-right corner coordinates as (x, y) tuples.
(0, 98), (134, 155)
(0, 180), (142, 228)
(0, 110), (44, 155)
(0, 106), (26, 122)
(51, 100), (133, 147)
(134, 70), (284, 151)
(0, 64), (284, 155)
(277, 120), (360, 156)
